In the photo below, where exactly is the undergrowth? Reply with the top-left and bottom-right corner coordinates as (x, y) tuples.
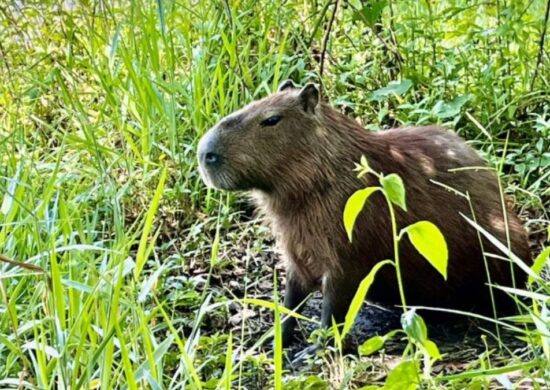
(0, 0), (549, 388)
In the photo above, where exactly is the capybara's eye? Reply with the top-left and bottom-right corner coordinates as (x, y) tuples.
(260, 115), (282, 127)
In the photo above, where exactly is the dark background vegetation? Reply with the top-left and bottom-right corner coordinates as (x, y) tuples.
(0, 0), (549, 388)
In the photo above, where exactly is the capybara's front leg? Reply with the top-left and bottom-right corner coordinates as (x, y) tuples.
(293, 273), (359, 362)
(320, 273), (358, 330)
(280, 271), (310, 347)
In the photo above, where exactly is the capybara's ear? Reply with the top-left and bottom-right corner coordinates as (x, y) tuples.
(278, 79), (296, 92)
(298, 83), (319, 113)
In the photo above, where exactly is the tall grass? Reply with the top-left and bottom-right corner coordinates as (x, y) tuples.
(0, 0), (549, 388)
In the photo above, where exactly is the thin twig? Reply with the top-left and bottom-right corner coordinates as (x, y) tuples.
(531, 0), (550, 91)
(0, 253), (47, 273)
(307, 0), (334, 48)
(319, 0), (339, 80)
(0, 253), (52, 289)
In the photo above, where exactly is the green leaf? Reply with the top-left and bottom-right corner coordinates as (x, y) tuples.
(369, 80), (412, 102)
(134, 166), (168, 280)
(238, 298), (316, 323)
(221, 333), (233, 390)
(528, 247), (550, 286)
(358, 335), (385, 356)
(285, 376), (329, 390)
(381, 173), (407, 211)
(461, 213), (538, 280)
(432, 94), (471, 119)
(342, 260), (393, 338)
(138, 265), (167, 303)
(343, 187), (379, 242)
(273, 274), (282, 390)
(404, 221), (448, 280)
(423, 339), (441, 360)
(382, 360), (419, 390)
(401, 310), (427, 344)
(352, 0), (388, 28)
(332, 317), (343, 352)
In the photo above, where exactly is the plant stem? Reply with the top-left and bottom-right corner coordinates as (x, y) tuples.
(385, 194), (407, 312)
(319, 0), (339, 79)
(531, 0), (550, 91)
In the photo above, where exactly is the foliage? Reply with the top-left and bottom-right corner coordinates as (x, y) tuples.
(0, 0), (549, 388)
(342, 158), (446, 387)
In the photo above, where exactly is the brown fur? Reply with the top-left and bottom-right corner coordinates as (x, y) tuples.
(198, 83), (532, 320)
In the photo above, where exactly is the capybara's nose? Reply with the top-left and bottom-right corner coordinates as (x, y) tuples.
(204, 151), (222, 167)
(198, 131), (223, 168)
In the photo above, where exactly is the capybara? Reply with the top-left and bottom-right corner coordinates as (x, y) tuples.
(197, 80), (531, 350)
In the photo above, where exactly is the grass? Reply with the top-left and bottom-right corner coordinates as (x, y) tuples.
(0, 0), (549, 388)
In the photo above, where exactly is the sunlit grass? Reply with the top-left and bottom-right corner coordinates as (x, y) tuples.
(0, 0), (549, 388)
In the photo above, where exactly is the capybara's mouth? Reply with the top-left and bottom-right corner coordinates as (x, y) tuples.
(198, 163), (241, 191)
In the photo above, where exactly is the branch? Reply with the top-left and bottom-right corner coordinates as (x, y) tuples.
(319, 0), (339, 80)
(531, 0), (550, 91)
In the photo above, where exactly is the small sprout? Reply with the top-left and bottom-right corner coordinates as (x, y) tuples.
(354, 155), (372, 178)
(360, 155), (370, 170)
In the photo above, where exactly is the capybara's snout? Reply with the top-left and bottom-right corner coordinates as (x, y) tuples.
(198, 131), (223, 170)
(197, 128), (226, 188)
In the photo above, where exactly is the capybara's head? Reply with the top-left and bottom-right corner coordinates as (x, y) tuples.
(197, 80), (322, 191)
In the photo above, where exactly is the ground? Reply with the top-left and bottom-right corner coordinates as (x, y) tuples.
(168, 204), (547, 388)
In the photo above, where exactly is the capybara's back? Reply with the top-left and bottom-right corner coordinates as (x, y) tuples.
(346, 124), (531, 314)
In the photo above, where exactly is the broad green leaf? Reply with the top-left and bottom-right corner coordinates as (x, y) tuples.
(369, 80), (412, 102)
(404, 221), (448, 280)
(401, 310), (427, 344)
(528, 247), (550, 286)
(432, 94), (471, 119)
(352, 0), (388, 28)
(381, 174), (407, 211)
(358, 335), (385, 356)
(382, 360), (419, 390)
(343, 187), (379, 242)
(342, 260), (393, 338)
(423, 339), (441, 360)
